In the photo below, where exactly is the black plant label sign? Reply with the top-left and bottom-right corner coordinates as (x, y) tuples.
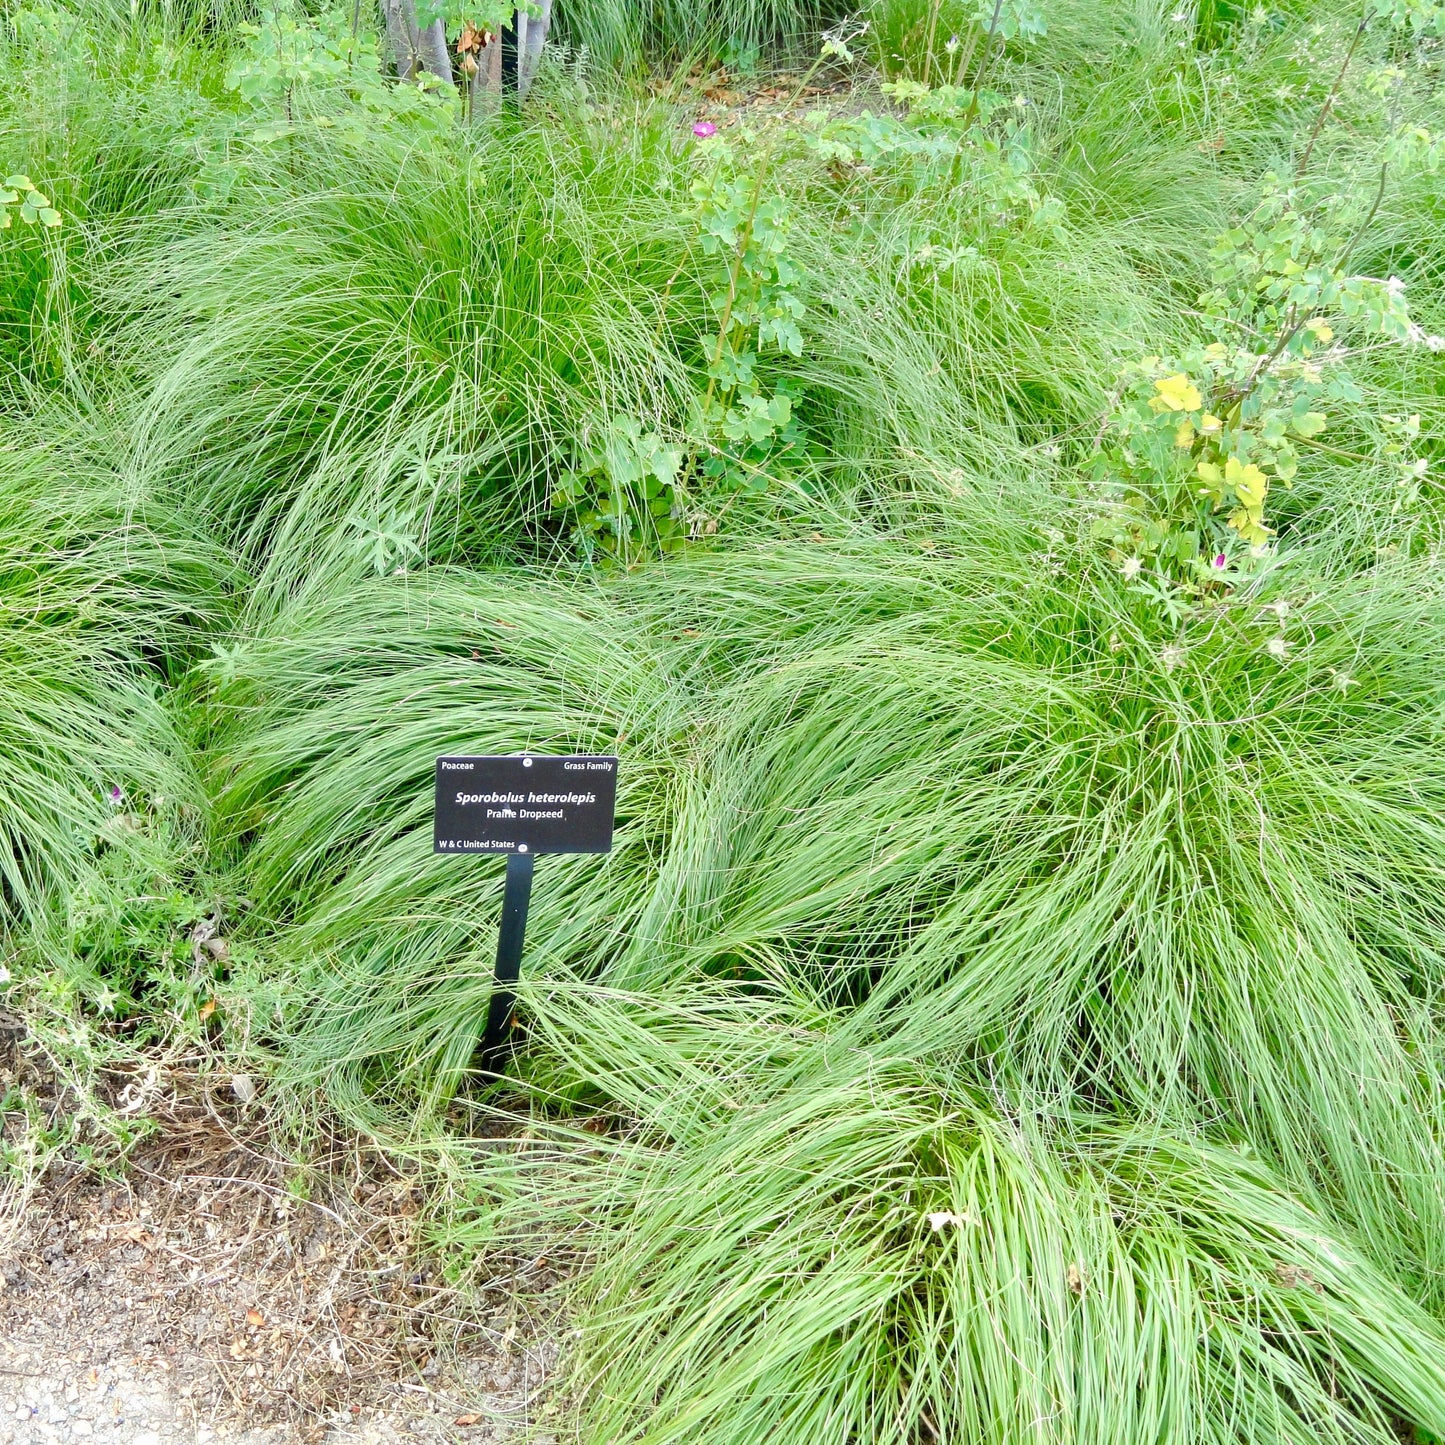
(434, 755), (618, 855)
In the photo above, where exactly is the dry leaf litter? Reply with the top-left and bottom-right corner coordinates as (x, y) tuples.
(0, 1041), (559, 1445)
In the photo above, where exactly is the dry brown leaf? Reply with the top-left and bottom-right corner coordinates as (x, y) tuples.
(1274, 1261), (1323, 1293)
(454, 1414), (481, 1427)
(198, 1000), (217, 1022)
(246, 1308), (265, 1328)
(456, 21), (493, 54)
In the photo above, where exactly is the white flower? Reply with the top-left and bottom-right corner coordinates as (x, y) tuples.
(1161, 643), (1186, 672)
(926, 1210), (973, 1231)
(1121, 557), (1143, 580)
(1266, 636), (1289, 659)
(0, 963), (10, 985)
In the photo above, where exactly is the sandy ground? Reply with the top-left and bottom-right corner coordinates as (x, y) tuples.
(0, 1061), (559, 1445)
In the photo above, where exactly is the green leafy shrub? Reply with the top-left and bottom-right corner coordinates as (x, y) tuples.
(217, 2), (456, 158)
(1091, 181), (1429, 618)
(551, 413), (687, 561)
(0, 173), (60, 228)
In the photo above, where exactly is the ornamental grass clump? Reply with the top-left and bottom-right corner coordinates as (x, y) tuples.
(197, 565), (696, 1122)
(111, 105), (711, 582)
(617, 531), (1445, 1305)
(444, 990), (1445, 1445)
(553, 0), (840, 65)
(205, 500), (1445, 1318)
(0, 416), (220, 921)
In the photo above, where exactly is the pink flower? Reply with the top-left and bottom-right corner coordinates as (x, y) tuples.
(107, 784), (124, 804)
(692, 120), (717, 138)
(1212, 553), (1227, 569)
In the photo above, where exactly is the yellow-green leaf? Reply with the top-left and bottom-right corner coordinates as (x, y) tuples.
(1154, 373), (1203, 412)
(1225, 456), (1268, 508)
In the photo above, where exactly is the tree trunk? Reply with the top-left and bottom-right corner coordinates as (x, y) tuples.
(467, 5), (552, 120)
(517, 0), (551, 95)
(380, 0), (452, 83)
(469, 30), (503, 119)
(418, 17), (453, 84)
(380, 0), (419, 79)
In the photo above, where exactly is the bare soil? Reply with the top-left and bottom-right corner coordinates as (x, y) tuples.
(0, 1051), (559, 1445)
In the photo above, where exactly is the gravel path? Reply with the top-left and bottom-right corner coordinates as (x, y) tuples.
(0, 1077), (558, 1445)
(0, 1324), (545, 1445)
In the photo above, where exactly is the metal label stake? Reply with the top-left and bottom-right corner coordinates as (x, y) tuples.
(479, 849), (534, 1073)
(434, 753), (618, 1079)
